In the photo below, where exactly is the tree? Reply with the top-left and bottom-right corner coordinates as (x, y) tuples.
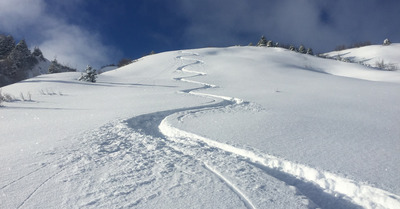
(78, 65), (97, 82)
(48, 59), (76, 73)
(0, 34), (15, 59)
(306, 48), (313, 55)
(256, 36), (267, 46)
(298, 45), (306, 54)
(266, 40), (273, 47)
(118, 58), (133, 67)
(48, 59), (61, 73)
(289, 45), (296, 51)
(383, 38), (391, 46)
(7, 40), (32, 68)
(32, 47), (45, 61)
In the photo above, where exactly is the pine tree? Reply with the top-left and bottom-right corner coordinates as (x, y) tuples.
(48, 58), (76, 73)
(257, 36), (267, 46)
(383, 38), (391, 46)
(48, 59), (61, 73)
(266, 40), (273, 47)
(306, 48), (313, 55)
(298, 45), (306, 54)
(7, 40), (32, 68)
(79, 65), (97, 82)
(0, 35), (15, 59)
(289, 45), (296, 51)
(32, 47), (45, 61)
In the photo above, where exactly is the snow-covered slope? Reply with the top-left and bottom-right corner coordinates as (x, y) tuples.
(323, 43), (400, 70)
(1, 46), (400, 209)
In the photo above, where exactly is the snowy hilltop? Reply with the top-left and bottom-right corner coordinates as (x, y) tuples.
(1, 45), (400, 208)
(323, 41), (399, 71)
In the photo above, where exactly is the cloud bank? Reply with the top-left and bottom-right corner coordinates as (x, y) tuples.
(0, 0), (120, 70)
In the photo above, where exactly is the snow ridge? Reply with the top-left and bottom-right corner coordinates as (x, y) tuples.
(159, 51), (400, 209)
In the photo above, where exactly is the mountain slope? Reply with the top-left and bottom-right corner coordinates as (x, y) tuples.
(1, 46), (399, 209)
(323, 43), (400, 70)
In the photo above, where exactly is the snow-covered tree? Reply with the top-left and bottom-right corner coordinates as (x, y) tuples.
(289, 45), (296, 51)
(266, 40), (273, 47)
(48, 58), (76, 73)
(32, 47), (45, 61)
(0, 35), (15, 59)
(383, 38), (391, 46)
(79, 65), (97, 82)
(257, 36), (267, 47)
(48, 59), (62, 73)
(306, 48), (313, 55)
(298, 45), (306, 54)
(7, 40), (32, 68)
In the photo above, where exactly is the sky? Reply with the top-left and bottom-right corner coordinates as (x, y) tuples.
(0, 0), (399, 70)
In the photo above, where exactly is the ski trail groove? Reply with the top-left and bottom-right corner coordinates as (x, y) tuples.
(158, 51), (400, 209)
(203, 163), (256, 209)
(17, 167), (67, 209)
(1, 164), (48, 190)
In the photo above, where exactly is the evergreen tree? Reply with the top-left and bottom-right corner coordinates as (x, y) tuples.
(256, 36), (267, 46)
(118, 58), (133, 67)
(48, 59), (61, 73)
(266, 40), (273, 47)
(383, 38), (391, 46)
(298, 45), (306, 54)
(78, 65), (97, 82)
(306, 48), (313, 55)
(289, 45), (296, 51)
(7, 40), (32, 68)
(48, 58), (76, 73)
(0, 35), (15, 59)
(32, 47), (45, 61)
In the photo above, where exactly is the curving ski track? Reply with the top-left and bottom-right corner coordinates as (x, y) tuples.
(5, 51), (399, 208)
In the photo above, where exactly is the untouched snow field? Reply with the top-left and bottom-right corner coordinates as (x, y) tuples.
(1, 46), (400, 208)
(323, 43), (400, 70)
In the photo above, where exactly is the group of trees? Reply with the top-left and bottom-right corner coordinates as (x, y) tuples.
(0, 35), (44, 86)
(254, 36), (313, 55)
(48, 58), (76, 74)
(0, 34), (77, 87)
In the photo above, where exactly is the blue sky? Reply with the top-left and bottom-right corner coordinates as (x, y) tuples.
(1, 0), (399, 70)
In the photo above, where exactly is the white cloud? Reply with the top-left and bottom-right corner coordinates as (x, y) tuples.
(0, 0), (44, 32)
(0, 0), (120, 70)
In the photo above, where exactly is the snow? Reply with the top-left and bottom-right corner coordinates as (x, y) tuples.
(1, 45), (400, 209)
(323, 43), (400, 69)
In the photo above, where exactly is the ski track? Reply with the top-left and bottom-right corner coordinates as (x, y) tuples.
(17, 166), (67, 209)
(5, 51), (399, 208)
(203, 163), (256, 209)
